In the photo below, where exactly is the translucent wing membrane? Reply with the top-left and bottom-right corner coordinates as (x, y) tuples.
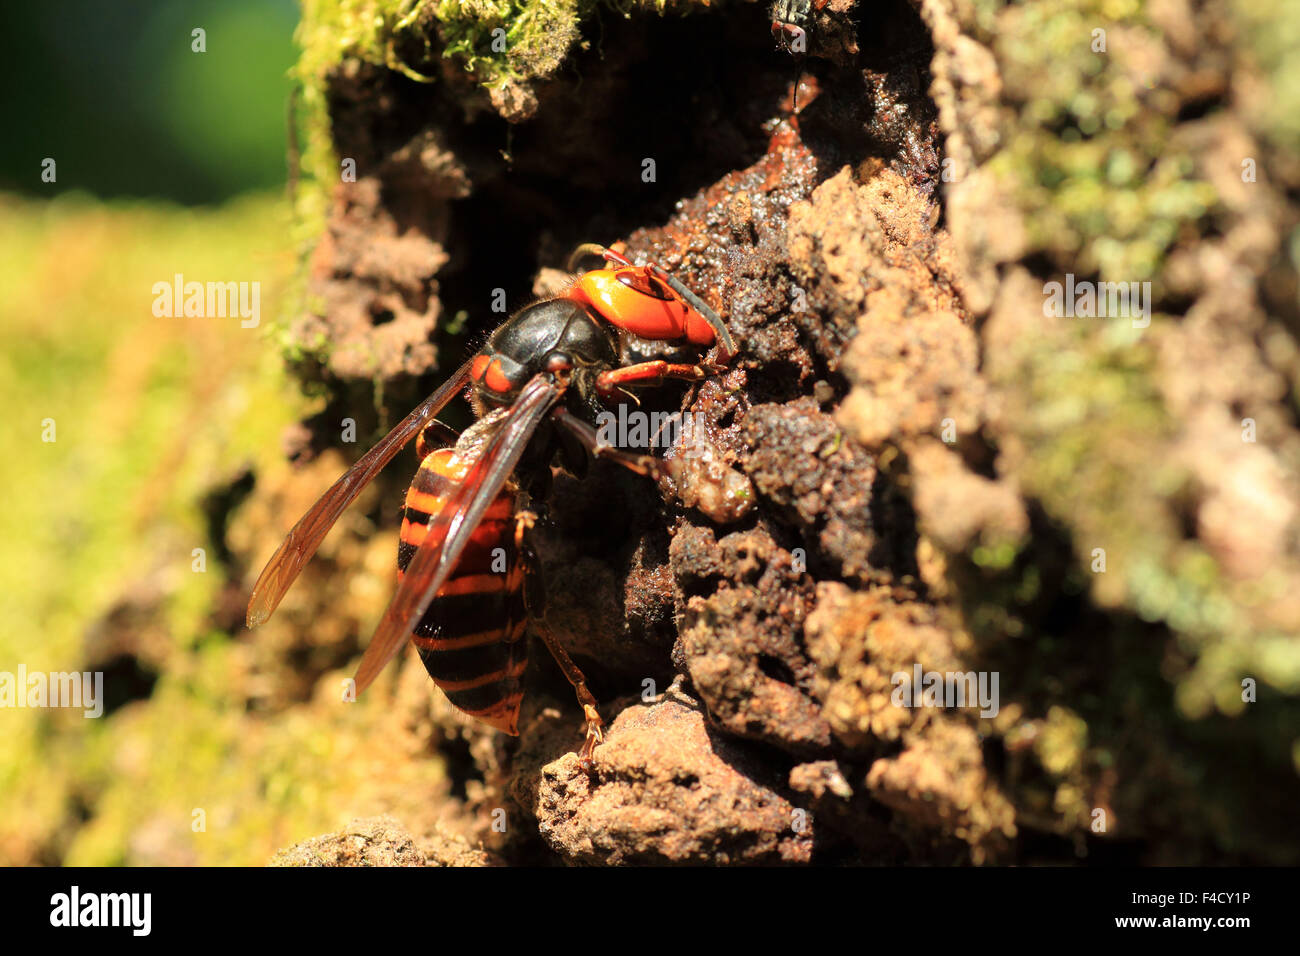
(351, 374), (562, 694)
(245, 360), (473, 629)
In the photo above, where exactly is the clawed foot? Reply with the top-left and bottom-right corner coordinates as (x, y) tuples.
(576, 703), (605, 773)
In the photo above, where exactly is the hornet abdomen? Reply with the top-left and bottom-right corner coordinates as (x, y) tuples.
(397, 448), (528, 734)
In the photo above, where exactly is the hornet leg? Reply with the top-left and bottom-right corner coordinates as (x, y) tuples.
(516, 509), (605, 771)
(595, 359), (726, 403)
(551, 407), (665, 481)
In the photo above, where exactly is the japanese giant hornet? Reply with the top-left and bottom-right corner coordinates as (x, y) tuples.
(245, 244), (744, 769)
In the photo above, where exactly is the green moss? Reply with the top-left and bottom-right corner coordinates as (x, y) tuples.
(295, 0), (604, 93)
(971, 540), (1019, 572)
(982, 0), (1219, 284)
(949, 0), (1300, 858)
(289, 0), (711, 200)
(1231, 0), (1300, 155)
(291, 0), (588, 178)
(994, 317), (1293, 720)
(1037, 705), (1089, 777)
(964, 0), (1299, 718)
(433, 0), (585, 88)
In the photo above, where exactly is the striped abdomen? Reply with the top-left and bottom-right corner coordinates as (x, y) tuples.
(398, 448), (528, 735)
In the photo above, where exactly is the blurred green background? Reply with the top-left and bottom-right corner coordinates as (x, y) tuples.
(3, 0), (298, 203)
(0, 1), (374, 865)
